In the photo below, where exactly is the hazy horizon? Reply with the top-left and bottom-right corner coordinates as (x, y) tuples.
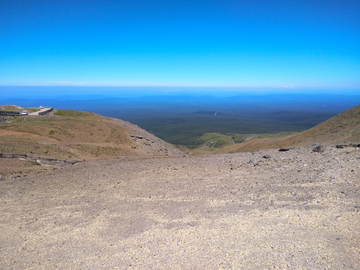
(1, 85), (360, 99)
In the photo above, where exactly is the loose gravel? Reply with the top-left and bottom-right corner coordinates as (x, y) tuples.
(1, 144), (359, 269)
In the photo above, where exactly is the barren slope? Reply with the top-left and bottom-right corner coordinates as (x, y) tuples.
(1, 144), (359, 268)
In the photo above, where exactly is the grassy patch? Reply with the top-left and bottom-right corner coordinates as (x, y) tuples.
(194, 133), (233, 148)
(0, 112), (133, 160)
(74, 144), (125, 157)
(11, 117), (24, 124)
(25, 108), (39, 113)
(54, 110), (94, 116)
(231, 132), (297, 143)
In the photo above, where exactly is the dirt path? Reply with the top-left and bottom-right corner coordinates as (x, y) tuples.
(28, 108), (53, 116)
(1, 144), (359, 269)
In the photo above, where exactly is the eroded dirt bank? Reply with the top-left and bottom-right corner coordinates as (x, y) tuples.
(1, 144), (359, 269)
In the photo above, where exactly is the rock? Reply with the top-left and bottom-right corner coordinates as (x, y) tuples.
(262, 155), (271, 159)
(312, 145), (324, 153)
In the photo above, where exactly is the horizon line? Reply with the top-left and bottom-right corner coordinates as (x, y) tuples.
(1, 84), (359, 90)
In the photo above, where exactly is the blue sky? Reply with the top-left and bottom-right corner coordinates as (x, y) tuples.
(1, 0), (359, 89)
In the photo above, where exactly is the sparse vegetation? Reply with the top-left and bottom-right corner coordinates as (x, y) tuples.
(11, 116), (24, 123)
(25, 108), (39, 113)
(231, 132), (298, 144)
(193, 133), (233, 149)
(0, 110), (134, 160)
(53, 110), (94, 116)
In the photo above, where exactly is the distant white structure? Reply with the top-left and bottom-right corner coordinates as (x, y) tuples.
(22, 110), (28, 115)
(39, 106), (44, 109)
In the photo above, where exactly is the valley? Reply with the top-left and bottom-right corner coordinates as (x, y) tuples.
(2, 0), (360, 267)
(0, 102), (359, 269)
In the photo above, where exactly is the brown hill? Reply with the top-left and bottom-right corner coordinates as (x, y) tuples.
(0, 109), (184, 178)
(0, 109), (184, 160)
(216, 104), (360, 154)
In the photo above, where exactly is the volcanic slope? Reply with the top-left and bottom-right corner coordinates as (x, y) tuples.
(1, 106), (360, 268)
(216, 104), (360, 154)
(0, 109), (184, 178)
(0, 109), (184, 159)
(1, 144), (359, 269)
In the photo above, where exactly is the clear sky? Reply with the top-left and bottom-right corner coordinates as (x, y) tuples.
(1, 0), (359, 89)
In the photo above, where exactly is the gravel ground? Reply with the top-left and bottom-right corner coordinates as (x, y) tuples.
(1, 144), (359, 269)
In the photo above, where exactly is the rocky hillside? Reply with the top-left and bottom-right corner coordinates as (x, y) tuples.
(217, 104), (360, 153)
